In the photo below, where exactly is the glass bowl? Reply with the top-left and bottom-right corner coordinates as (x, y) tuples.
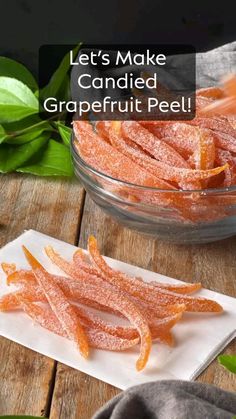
(71, 137), (236, 244)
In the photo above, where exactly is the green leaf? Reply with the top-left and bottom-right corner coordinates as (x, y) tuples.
(0, 77), (38, 108)
(0, 90), (37, 123)
(3, 115), (42, 132)
(0, 77), (38, 123)
(0, 133), (49, 172)
(55, 121), (72, 147)
(5, 124), (52, 145)
(56, 74), (71, 102)
(0, 124), (7, 143)
(2, 115), (52, 144)
(218, 355), (236, 373)
(41, 43), (81, 100)
(0, 57), (38, 92)
(17, 139), (74, 177)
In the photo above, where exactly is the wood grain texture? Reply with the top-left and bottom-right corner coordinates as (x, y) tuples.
(50, 365), (118, 419)
(0, 174), (84, 416)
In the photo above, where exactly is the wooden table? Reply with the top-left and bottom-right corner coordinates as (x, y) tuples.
(0, 174), (235, 418)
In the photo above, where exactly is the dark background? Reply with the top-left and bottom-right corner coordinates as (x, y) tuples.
(1, 0), (236, 75)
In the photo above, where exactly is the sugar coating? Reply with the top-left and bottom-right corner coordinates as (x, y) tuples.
(45, 245), (152, 371)
(88, 236), (223, 313)
(73, 121), (161, 188)
(122, 121), (190, 168)
(17, 298), (140, 351)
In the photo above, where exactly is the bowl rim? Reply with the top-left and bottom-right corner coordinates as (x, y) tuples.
(71, 134), (236, 195)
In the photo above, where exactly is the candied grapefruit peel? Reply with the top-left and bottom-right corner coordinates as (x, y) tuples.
(73, 82), (236, 223)
(0, 236), (223, 371)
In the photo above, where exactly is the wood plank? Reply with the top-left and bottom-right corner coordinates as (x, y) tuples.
(50, 194), (235, 419)
(0, 174), (84, 416)
(49, 366), (118, 419)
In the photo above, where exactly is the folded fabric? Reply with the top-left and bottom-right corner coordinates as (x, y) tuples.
(93, 380), (236, 419)
(196, 41), (236, 87)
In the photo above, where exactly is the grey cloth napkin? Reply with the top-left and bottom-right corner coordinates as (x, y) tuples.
(196, 41), (236, 87)
(93, 380), (236, 419)
(93, 42), (236, 419)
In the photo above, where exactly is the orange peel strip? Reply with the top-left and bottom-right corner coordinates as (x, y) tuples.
(22, 246), (89, 359)
(95, 121), (112, 143)
(6, 270), (35, 286)
(73, 120), (168, 189)
(6, 269), (122, 316)
(1, 263), (16, 275)
(6, 268), (179, 320)
(0, 284), (179, 346)
(187, 117), (236, 137)
(209, 131), (236, 154)
(109, 122), (228, 184)
(73, 249), (201, 295)
(88, 236), (223, 313)
(121, 121), (190, 168)
(200, 97), (236, 117)
(16, 296), (140, 351)
(0, 286), (46, 310)
(193, 128), (215, 171)
(200, 75), (236, 116)
(196, 87), (224, 99)
(45, 245), (152, 371)
(68, 251), (187, 317)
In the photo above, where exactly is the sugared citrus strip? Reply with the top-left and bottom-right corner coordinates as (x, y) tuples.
(73, 120), (167, 189)
(109, 123), (228, 184)
(6, 268), (122, 316)
(73, 248), (201, 295)
(193, 128), (215, 171)
(196, 87), (224, 99)
(45, 245), (152, 371)
(0, 286), (46, 310)
(6, 269), (35, 286)
(53, 247), (186, 318)
(121, 121), (190, 168)
(86, 329), (139, 351)
(73, 249), (187, 318)
(146, 123), (198, 156)
(199, 75), (236, 116)
(223, 74), (236, 97)
(85, 313), (182, 342)
(215, 148), (235, 187)
(0, 288), (180, 345)
(195, 96), (215, 112)
(187, 117), (236, 137)
(0, 279), (182, 344)
(200, 97), (236, 116)
(143, 280), (201, 294)
(150, 313), (182, 345)
(210, 131), (236, 154)
(73, 249), (107, 279)
(95, 121), (112, 143)
(1, 263), (16, 275)
(7, 267), (176, 320)
(16, 296), (140, 351)
(142, 117), (236, 137)
(22, 246), (89, 359)
(88, 236), (223, 313)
